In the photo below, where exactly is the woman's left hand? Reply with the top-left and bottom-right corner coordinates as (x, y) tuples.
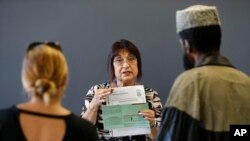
(138, 109), (156, 127)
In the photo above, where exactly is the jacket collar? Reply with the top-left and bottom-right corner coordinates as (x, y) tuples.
(197, 54), (235, 68)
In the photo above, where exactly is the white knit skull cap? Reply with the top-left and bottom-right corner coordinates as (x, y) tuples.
(176, 5), (221, 33)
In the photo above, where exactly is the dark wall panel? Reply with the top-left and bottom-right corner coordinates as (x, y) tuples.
(0, 0), (249, 114)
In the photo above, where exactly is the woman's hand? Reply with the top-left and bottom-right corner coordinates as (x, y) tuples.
(83, 88), (113, 125)
(139, 108), (158, 140)
(138, 109), (156, 127)
(89, 88), (113, 108)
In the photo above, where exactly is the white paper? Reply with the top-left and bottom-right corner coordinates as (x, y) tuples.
(111, 127), (151, 137)
(107, 85), (146, 105)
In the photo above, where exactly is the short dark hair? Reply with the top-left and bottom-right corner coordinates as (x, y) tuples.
(179, 25), (222, 53)
(107, 39), (142, 82)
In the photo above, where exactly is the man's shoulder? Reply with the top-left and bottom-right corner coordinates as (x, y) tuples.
(175, 66), (214, 81)
(174, 68), (198, 83)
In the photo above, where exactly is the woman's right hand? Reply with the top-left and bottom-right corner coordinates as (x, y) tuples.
(89, 88), (113, 108)
(82, 88), (113, 125)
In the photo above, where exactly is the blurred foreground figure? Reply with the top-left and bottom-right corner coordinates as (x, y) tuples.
(0, 42), (98, 141)
(157, 5), (250, 141)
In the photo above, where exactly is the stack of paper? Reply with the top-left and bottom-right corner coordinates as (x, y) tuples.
(102, 85), (151, 137)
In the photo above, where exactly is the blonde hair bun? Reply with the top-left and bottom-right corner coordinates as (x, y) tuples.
(35, 79), (56, 105)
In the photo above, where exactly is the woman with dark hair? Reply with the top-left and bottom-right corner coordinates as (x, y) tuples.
(81, 39), (162, 141)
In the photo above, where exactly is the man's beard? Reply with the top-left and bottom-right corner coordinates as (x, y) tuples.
(183, 53), (195, 70)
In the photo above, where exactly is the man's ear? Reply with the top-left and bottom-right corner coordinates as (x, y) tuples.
(183, 39), (191, 53)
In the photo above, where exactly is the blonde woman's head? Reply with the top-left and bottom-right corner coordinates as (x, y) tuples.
(22, 42), (68, 105)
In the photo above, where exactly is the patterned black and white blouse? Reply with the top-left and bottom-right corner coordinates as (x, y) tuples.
(81, 82), (163, 141)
